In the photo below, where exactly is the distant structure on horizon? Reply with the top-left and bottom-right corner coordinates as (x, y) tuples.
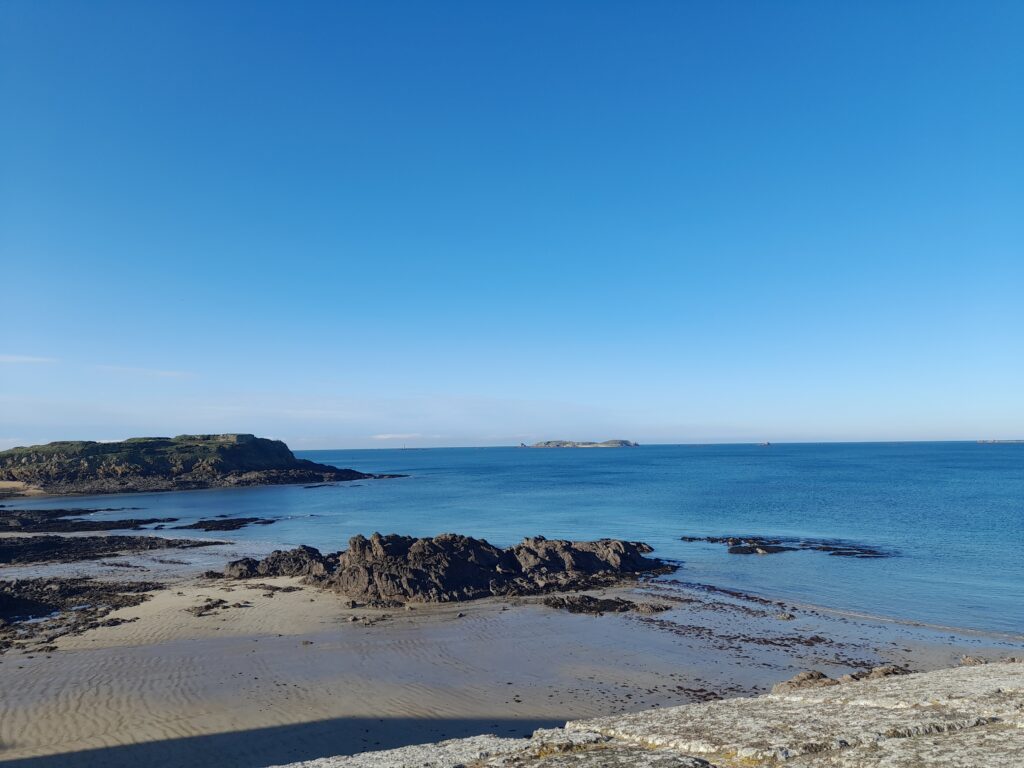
(524, 440), (639, 449)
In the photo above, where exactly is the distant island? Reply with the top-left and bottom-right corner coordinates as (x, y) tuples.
(525, 440), (639, 449)
(0, 433), (398, 497)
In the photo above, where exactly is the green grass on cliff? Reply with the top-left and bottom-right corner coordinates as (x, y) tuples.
(0, 434), (302, 478)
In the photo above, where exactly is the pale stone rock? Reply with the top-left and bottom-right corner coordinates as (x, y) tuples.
(273, 663), (1024, 768)
(271, 734), (527, 767)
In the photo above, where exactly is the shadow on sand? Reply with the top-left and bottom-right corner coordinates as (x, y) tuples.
(0, 715), (563, 768)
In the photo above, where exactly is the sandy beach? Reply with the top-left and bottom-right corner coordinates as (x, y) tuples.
(6, 1), (1022, 763)
(2, 559), (1020, 768)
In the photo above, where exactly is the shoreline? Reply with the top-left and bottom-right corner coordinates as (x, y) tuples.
(5, 524), (1021, 645)
(2, 552), (1020, 767)
(2, 490), (1021, 768)
(660, 576), (1024, 645)
(0, 476), (399, 501)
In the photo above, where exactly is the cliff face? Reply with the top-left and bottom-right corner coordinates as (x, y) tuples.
(0, 434), (379, 495)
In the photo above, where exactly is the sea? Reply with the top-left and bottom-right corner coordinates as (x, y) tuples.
(11, 442), (1023, 635)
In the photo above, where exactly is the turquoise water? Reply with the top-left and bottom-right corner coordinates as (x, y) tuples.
(11, 442), (1023, 635)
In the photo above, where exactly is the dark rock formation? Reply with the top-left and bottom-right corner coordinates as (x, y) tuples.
(0, 577), (161, 653)
(0, 433), (402, 496)
(0, 534), (221, 565)
(173, 517), (276, 532)
(258, 544), (331, 577)
(0, 507), (177, 532)
(221, 533), (669, 606)
(327, 534), (667, 604)
(325, 534), (511, 603)
(542, 594), (671, 615)
(726, 543), (795, 555)
(680, 535), (890, 558)
(224, 545), (329, 579)
(223, 558), (259, 578)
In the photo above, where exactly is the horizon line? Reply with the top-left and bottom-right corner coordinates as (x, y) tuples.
(295, 438), (1020, 451)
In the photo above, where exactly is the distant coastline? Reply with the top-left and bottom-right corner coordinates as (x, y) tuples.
(524, 440), (639, 449)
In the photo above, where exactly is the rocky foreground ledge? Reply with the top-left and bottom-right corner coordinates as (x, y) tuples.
(275, 661), (1024, 767)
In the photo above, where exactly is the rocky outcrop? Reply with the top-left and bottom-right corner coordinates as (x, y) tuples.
(221, 533), (669, 605)
(325, 534), (667, 604)
(224, 545), (330, 579)
(0, 434), (400, 496)
(269, 662), (1024, 768)
(323, 534), (510, 603)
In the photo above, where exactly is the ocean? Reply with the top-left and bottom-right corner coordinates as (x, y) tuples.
(12, 442), (1023, 635)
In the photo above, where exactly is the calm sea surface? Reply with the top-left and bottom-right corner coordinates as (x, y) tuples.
(13, 443), (1023, 634)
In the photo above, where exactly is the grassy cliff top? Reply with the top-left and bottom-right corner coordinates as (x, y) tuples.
(0, 434), (275, 460)
(0, 434), (302, 476)
(0, 434), (375, 494)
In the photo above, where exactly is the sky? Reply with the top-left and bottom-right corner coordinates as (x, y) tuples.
(1, 1), (1022, 449)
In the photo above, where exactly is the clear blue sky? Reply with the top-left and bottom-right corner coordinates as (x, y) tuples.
(1, 1), (1022, 448)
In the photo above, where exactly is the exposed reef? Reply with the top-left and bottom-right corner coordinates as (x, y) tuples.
(0, 506), (177, 532)
(172, 517), (276, 532)
(0, 534), (221, 565)
(0, 577), (161, 653)
(0, 433), (403, 496)
(220, 533), (670, 605)
(680, 535), (891, 558)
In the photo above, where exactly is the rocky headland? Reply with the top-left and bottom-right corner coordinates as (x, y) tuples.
(219, 533), (670, 605)
(0, 433), (401, 496)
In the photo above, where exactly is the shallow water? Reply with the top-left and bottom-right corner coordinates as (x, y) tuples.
(8, 442), (1023, 634)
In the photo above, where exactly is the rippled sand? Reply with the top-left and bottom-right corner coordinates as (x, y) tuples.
(1, 575), (1019, 768)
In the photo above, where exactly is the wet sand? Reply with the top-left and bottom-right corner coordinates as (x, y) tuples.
(1, 567), (1020, 768)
